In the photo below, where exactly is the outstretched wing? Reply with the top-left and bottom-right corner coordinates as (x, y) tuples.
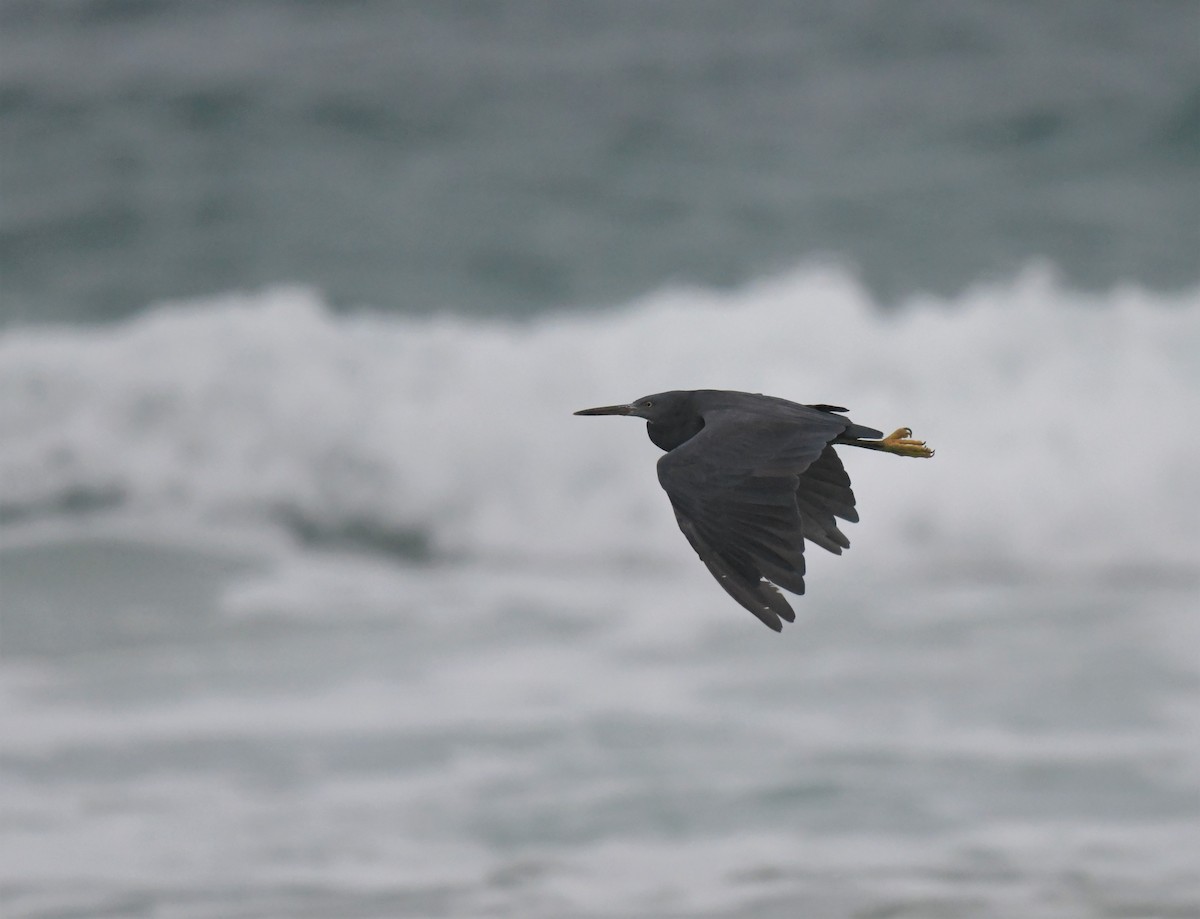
(656, 408), (859, 630)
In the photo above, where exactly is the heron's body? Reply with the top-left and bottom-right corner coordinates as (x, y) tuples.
(575, 389), (933, 631)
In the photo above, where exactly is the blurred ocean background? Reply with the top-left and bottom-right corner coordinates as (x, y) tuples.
(2, 2), (1199, 917)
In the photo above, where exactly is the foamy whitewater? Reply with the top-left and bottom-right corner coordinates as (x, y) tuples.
(3, 267), (1199, 918)
(3, 265), (1198, 568)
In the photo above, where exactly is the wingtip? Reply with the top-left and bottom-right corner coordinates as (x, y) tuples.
(751, 605), (787, 631)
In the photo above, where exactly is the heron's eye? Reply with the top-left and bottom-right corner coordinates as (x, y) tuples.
(642, 400), (654, 408)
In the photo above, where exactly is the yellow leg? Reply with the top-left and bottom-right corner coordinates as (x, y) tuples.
(879, 427), (935, 458)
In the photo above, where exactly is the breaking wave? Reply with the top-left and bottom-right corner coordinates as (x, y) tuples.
(2, 264), (1197, 577)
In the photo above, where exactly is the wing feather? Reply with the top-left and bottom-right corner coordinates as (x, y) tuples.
(657, 408), (860, 628)
(793, 446), (858, 553)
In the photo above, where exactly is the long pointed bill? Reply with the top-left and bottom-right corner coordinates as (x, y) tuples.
(573, 404), (634, 416)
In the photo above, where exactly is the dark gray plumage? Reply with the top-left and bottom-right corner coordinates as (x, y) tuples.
(575, 390), (933, 631)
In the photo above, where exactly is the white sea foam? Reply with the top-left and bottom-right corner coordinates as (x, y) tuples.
(2, 264), (1197, 583)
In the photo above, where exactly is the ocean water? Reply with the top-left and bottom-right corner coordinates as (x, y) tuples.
(3, 3), (1200, 918)
(3, 271), (1199, 918)
(2, 0), (1198, 323)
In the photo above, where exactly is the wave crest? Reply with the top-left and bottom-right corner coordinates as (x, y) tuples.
(2, 268), (1197, 573)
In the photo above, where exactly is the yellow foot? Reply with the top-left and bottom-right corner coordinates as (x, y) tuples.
(880, 427), (935, 458)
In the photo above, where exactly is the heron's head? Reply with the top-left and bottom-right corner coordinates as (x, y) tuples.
(573, 391), (696, 423)
(575, 391), (706, 451)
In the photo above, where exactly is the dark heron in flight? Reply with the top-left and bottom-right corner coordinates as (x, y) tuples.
(575, 390), (933, 631)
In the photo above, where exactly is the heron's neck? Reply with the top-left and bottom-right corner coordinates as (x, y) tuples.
(646, 416), (705, 452)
